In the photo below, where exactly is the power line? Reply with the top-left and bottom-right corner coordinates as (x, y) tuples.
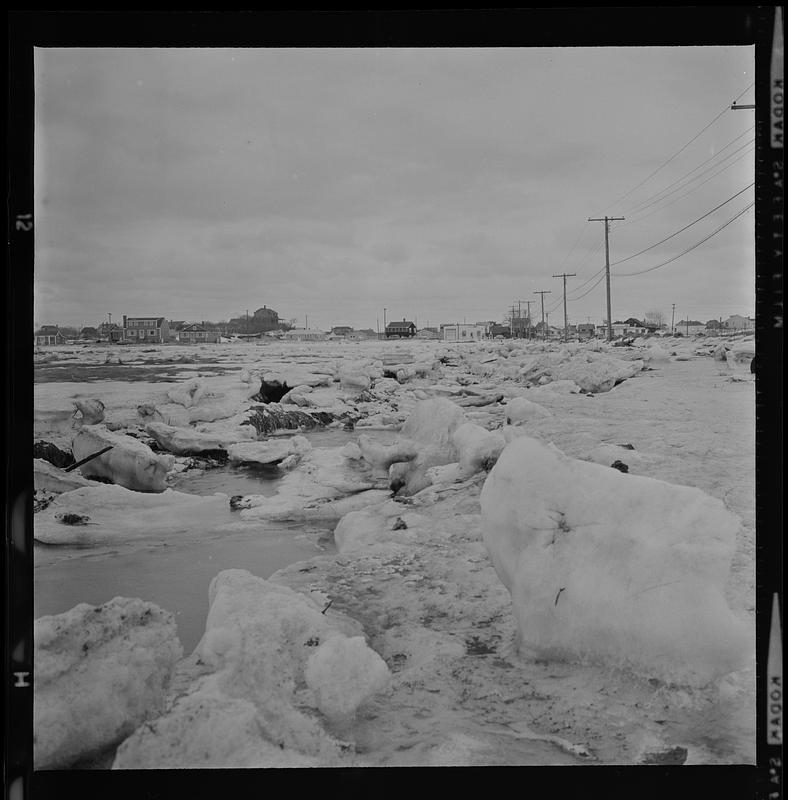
(618, 126), (754, 217)
(588, 215), (625, 340)
(569, 271), (607, 302)
(598, 81), (754, 215)
(616, 201), (753, 277)
(610, 182), (754, 266)
(552, 272), (576, 341)
(622, 137), (755, 217)
(615, 143), (755, 229)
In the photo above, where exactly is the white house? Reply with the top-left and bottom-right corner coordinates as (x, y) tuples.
(723, 314), (755, 332)
(442, 324), (486, 342)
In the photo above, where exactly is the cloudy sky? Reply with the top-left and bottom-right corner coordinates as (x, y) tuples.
(34, 46), (755, 332)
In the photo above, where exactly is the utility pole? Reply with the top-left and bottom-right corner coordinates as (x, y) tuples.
(383, 308), (387, 335)
(671, 303), (676, 334)
(534, 290), (552, 340)
(514, 300), (530, 338)
(509, 305), (517, 337)
(524, 300), (533, 339)
(588, 216), (625, 341)
(552, 272), (576, 342)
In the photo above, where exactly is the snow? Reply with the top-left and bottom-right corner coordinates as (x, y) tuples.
(480, 435), (753, 686)
(33, 337), (757, 768)
(389, 397), (467, 495)
(34, 458), (97, 493)
(227, 434), (311, 465)
(34, 597), (182, 768)
(504, 395), (552, 424)
(72, 424), (175, 492)
(34, 484), (234, 545)
(166, 377), (207, 408)
(113, 569), (387, 767)
(305, 635), (391, 721)
(451, 422), (506, 476)
(357, 433), (418, 471)
(146, 421), (233, 455)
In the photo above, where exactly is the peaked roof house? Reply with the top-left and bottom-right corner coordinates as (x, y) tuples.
(123, 315), (170, 343)
(385, 319), (417, 338)
(99, 322), (124, 342)
(722, 314), (755, 332)
(177, 323), (220, 344)
(34, 325), (65, 346)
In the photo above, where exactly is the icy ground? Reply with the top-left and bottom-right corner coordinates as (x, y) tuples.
(32, 335), (756, 768)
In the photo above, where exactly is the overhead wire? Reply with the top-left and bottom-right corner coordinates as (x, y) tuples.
(596, 81), (754, 216)
(616, 201), (754, 277)
(609, 182), (754, 266)
(613, 143), (755, 230)
(622, 138), (755, 218)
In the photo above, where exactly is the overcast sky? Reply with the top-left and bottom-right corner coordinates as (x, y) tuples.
(34, 46), (755, 331)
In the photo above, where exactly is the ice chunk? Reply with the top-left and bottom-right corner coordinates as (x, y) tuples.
(480, 435), (752, 686)
(552, 355), (644, 393)
(72, 425), (175, 492)
(305, 636), (391, 721)
(115, 570), (380, 767)
(390, 398), (467, 495)
(34, 458), (96, 493)
(227, 435), (311, 466)
(113, 688), (315, 769)
(167, 378), (207, 408)
(358, 433), (418, 471)
(145, 421), (230, 455)
(726, 341), (755, 372)
(72, 398), (105, 425)
(451, 422), (506, 476)
(34, 597), (182, 769)
(34, 484), (231, 545)
(504, 396), (551, 425)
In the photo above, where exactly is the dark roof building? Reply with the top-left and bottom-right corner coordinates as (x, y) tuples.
(385, 319), (417, 338)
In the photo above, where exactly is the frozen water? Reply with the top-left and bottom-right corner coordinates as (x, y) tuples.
(480, 435), (753, 686)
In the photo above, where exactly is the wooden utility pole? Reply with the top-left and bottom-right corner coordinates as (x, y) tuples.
(524, 300), (533, 338)
(552, 272), (576, 342)
(534, 290), (552, 340)
(671, 303), (676, 334)
(588, 216), (625, 341)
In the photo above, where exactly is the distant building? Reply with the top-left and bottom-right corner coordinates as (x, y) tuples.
(510, 316), (532, 338)
(178, 323), (220, 344)
(386, 319), (417, 338)
(577, 323), (596, 338)
(253, 306), (279, 329)
(99, 322), (124, 342)
(443, 324), (486, 342)
(282, 328), (327, 341)
(489, 323), (511, 338)
(34, 325), (65, 346)
(675, 320), (706, 336)
(416, 329), (440, 339)
(123, 315), (170, 343)
(722, 314), (755, 332)
(349, 328), (378, 340)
